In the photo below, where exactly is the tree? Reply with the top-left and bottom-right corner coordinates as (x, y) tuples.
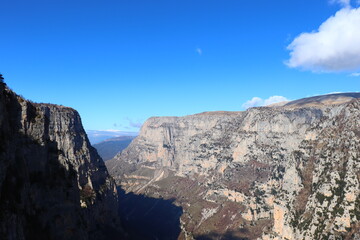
(0, 73), (4, 83)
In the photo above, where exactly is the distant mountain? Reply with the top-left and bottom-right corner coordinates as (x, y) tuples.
(86, 130), (138, 144)
(284, 92), (360, 108)
(93, 136), (136, 161)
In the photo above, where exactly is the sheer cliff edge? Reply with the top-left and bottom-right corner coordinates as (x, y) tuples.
(0, 82), (124, 240)
(107, 92), (360, 239)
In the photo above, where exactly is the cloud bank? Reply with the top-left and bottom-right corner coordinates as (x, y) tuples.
(242, 96), (289, 109)
(286, 6), (360, 72)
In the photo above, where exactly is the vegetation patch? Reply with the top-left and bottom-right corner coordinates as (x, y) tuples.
(80, 185), (96, 206)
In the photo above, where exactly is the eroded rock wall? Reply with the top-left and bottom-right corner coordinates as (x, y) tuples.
(107, 95), (360, 239)
(0, 83), (123, 240)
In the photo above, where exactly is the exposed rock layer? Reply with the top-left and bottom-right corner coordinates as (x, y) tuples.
(107, 93), (360, 239)
(0, 83), (123, 240)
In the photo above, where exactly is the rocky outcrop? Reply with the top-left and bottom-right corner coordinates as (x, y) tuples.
(0, 82), (123, 240)
(107, 93), (360, 239)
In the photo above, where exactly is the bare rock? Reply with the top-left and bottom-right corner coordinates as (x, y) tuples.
(107, 93), (360, 239)
(0, 83), (124, 240)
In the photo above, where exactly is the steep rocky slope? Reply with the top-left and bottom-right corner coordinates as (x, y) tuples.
(107, 93), (360, 239)
(0, 81), (123, 240)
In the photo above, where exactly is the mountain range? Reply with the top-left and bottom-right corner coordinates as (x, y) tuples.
(86, 130), (137, 144)
(93, 136), (136, 161)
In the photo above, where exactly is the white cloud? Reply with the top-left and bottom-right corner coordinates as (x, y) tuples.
(104, 129), (123, 132)
(264, 96), (289, 105)
(242, 96), (289, 109)
(286, 7), (360, 72)
(242, 97), (263, 109)
(196, 48), (202, 56)
(350, 72), (360, 76)
(330, 0), (351, 7)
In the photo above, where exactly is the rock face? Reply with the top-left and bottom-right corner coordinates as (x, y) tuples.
(107, 93), (360, 239)
(0, 82), (123, 240)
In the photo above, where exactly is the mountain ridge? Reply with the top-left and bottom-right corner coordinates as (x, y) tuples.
(93, 136), (135, 161)
(107, 92), (360, 239)
(138, 92), (360, 120)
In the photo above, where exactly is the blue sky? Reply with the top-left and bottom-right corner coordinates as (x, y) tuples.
(1, 0), (359, 132)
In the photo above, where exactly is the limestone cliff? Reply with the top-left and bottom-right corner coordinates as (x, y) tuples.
(107, 93), (360, 239)
(0, 82), (123, 240)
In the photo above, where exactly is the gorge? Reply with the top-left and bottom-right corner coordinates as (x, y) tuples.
(107, 93), (360, 240)
(1, 75), (360, 240)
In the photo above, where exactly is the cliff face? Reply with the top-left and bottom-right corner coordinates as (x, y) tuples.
(107, 93), (360, 239)
(0, 83), (123, 240)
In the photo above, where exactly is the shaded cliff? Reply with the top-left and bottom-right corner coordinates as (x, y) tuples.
(107, 93), (360, 239)
(117, 187), (183, 240)
(0, 82), (124, 240)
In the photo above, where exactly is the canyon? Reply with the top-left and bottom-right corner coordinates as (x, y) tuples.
(1, 73), (360, 240)
(107, 93), (360, 239)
